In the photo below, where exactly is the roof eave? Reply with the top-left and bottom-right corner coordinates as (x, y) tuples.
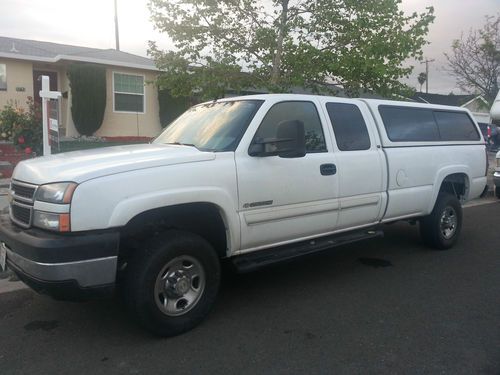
(0, 51), (54, 63)
(57, 54), (158, 71)
(0, 52), (158, 72)
(460, 95), (488, 108)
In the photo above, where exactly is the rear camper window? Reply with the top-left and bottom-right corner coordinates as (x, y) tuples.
(379, 106), (480, 142)
(434, 111), (480, 141)
(379, 106), (439, 142)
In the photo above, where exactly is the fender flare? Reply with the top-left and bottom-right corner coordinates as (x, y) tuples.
(427, 165), (471, 214)
(108, 187), (240, 255)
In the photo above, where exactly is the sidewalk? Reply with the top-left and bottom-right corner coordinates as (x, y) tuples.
(0, 178), (9, 213)
(0, 177), (24, 292)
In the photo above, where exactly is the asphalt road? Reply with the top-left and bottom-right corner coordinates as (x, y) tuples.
(0, 202), (499, 374)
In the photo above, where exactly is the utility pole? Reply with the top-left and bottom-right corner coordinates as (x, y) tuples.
(114, 0), (120, 51)
(420, 58), (435, 93)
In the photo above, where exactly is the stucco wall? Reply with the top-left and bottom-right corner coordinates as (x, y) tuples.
(66, 67), (161, 138)
(58, 67), (71, 136)
(0, 58), (33, 110)
(101, 68), (160, 137)
(0, 58), (161, 139)
(463, 99), (488, 114)
(463, 98), (491, 124)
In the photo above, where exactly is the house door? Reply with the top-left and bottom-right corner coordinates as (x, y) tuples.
(33, 70), (58, 105)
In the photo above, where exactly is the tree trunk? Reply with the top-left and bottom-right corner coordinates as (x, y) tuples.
(271, 0), (289, 85)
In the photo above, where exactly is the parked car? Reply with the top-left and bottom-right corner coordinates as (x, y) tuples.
(494, 151), (500, 198)
(478, 122), (500, 151)
(478, 122), (490, 140)
(493, 126), (500, 150)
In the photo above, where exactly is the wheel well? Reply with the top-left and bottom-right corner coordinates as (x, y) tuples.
(439, 173), (469, 200)
(119, 203), (228, 260)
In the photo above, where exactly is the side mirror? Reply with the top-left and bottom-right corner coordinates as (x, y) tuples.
(249, 120), (306, 158)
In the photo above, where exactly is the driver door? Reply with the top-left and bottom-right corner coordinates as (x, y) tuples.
(235, 100), (340, 252)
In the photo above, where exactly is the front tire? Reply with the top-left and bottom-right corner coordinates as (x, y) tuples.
(495, 186), (500, 199)
(419, 193), (462, 250)
(125, 230), (221, 337)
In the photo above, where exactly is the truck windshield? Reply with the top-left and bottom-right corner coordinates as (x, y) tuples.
(154, 100), (263, 152)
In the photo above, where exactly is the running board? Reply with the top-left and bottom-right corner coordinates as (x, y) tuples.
(232, 229), (384, 273)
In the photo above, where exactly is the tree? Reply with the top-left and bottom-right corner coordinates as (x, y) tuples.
(148, 0), (434, 100)
(417, 72), (427, 92)
(67, 64), (106, 136)
(446, 15), (500, 104)
(157, 89), (192, 127)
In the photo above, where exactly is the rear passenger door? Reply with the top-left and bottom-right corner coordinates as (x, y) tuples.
(320, 99), (386, 229)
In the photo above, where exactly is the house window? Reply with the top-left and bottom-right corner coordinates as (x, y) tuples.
(0, 64), (6, 91)
(113, 72), (144, 113)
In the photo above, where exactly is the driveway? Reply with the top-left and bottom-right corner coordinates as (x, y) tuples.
(0, 201), (499, 374)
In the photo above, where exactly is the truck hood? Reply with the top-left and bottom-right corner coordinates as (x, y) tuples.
(12, 143), (216, 185)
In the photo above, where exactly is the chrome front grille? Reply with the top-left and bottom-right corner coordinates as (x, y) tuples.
(9, 180), (38, 228)
(11, 202), (33, 226)
(11, 183), (36, 200)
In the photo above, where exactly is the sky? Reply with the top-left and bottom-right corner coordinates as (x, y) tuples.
(0, 0), (498, 94)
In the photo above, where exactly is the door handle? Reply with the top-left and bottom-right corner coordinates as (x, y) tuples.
(320, 163), (337, 176)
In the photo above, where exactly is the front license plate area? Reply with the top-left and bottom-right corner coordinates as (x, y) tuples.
(0, 242), (7, 272)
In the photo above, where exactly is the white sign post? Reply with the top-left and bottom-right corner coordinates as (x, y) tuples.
(39, 75), (61, 156)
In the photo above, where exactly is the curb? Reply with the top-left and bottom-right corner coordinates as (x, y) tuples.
(0, 279), (27, 294)
(0, 178), (10, 189)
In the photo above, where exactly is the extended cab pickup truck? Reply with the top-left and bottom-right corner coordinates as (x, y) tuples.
(0, 94), (488, 336)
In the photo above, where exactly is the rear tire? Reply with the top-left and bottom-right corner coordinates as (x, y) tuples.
(495, 186), (500, 199)
(124, 230), (220, 337)
(419, 193), (462, 250)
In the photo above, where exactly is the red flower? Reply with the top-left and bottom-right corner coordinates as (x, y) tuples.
(18, 135), (25, 144)
(24, 147), (32, 155)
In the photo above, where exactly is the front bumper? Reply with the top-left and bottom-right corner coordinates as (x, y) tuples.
(0, 213), (119, 300)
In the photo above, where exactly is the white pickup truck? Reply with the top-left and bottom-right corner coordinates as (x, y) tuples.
(0, 94), (488, 336)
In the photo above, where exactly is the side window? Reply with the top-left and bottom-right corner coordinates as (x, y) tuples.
(0, 64), (6, 91)
(379, 106), (440, 142)
(326, 102), (371, 151)
(434, 111), (480, 141)
(254, 101), (327, 153)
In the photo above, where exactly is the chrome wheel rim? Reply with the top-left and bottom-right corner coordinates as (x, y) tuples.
(440, 206), (457, 240)
(154, 255), (206, 316)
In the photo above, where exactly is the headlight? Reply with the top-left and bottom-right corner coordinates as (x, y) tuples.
(36, 182), (77, 204)
(33, 211), (70, 232)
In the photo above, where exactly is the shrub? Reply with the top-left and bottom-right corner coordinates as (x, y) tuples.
(0, 97), (42, 155)
(67, 64), (106, 135)
(158, 89), (192, 128)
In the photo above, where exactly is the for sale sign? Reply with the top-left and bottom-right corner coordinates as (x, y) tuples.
(47, 98), (60, 153)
